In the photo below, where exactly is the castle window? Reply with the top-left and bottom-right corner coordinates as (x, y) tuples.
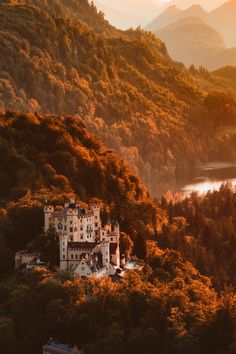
(70, 221), (73, 224)
(81, 266), (85, 271)
(70, 236), (73, 241)
(81, 235), (83, 240)
(71, 255), (74, 259)
(63, 255), (65, 260)
(111, 238), (113, 241)
(95, 216), (98, 219)
(75, 255), (78, 259)
(70, 227), (73, 232)
(103, 238), (105, 241)
(95, 222), (98, 227)
(80, 226), (83, 231)
(63, 248), (65, 252)
(64, 226), (67, 231)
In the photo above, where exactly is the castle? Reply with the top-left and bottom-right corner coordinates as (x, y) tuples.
(44, 200), (121, 277)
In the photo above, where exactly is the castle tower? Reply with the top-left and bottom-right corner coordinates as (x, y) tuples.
(91, 204), (101, 227)
(44, 205), (54, 232)
(66, 206), (78, 242)
(59, 233), (68, 271)
(101, 242), (110, 271)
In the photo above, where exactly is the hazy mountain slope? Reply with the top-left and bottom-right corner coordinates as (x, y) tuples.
(93, 1), (141, 30)
(210, 0), (236, 47)
(147, 0), (236, 47)
(155, 17), (236, 70)
(146, 4), (207, 32)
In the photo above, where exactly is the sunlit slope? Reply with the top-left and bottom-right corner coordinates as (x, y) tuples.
(0, 1), (209, 186)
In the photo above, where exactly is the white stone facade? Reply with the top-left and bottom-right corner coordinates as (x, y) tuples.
(44, 201), (120, 277)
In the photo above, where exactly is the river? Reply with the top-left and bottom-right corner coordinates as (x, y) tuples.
(152, 162), (236, 198)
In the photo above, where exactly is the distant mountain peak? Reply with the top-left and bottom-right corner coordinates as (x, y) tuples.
(160, 4), (181, 15)
(188, 4), (204, 10)
(187, 4), (205, 11)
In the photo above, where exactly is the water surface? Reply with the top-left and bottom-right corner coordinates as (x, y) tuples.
(152, 162), (236, 198)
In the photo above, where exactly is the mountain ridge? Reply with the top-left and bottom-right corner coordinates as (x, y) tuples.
(147, 0), (236, 47)
(155, 16), (236, 70)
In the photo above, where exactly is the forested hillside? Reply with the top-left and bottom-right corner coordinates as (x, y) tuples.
(2, 248), (236, 354)
(1, 0), (236, 193)
(0, 111), (162, 256)
(159, 184), (236, 289)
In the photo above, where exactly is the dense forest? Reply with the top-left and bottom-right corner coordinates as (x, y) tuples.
(0, 111), (161, 254)
(0, 112), (236, 354)
(158, 184), (236, 289)
(2, 249), (236, 354)
(0, 0), (236, 192)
